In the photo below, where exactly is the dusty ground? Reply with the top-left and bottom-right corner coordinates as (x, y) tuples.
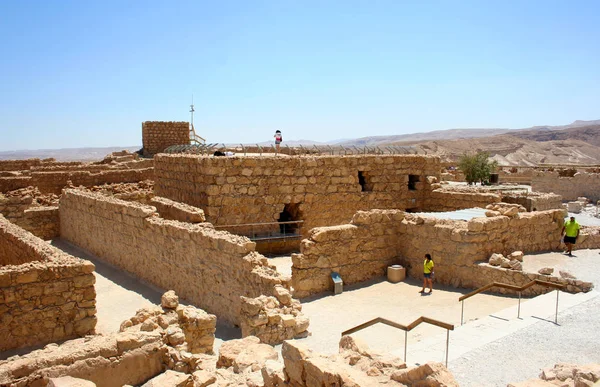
(292, 275), (520, 356)
(51, 239), (241, 347)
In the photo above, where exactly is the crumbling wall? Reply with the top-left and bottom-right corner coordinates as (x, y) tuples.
(426, 187), (500, 211)
(154, 154), (441, 235)
(142, 121), (189, 156)
(0, 331), (164, 387)
(150, 196), (206, 223)
(292, 208), (568, 297)
(0, 216), (96, 352)
(0, 193), (60, 239)
(501, 191), (563, 211)
(59, 189), (291, 326)
(0, 168), (154, 194)
(532, 172), (600, 202)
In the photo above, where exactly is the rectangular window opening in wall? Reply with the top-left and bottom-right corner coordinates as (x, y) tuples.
(358, 171), (372, 192)
(408, 174), (420, 191)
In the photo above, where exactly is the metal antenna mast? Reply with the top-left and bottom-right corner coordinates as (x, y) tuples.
(190, 94), (195, 128)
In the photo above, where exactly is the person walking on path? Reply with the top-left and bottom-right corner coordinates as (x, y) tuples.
(561, 216), (580, 256)
(274, 130), (282, 153)
(420, 253), (434, 294)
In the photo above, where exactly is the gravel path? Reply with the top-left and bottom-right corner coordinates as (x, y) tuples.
(449, 248), (600, 386)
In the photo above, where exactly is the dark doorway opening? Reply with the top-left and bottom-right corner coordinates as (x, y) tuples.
(408, 174), (420, 191)
(278, 203), (302, 235)
(358, 171), (372, 192)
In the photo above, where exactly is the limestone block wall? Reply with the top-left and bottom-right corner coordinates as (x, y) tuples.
(532, 172), (600, 202)
(154, 154), (441, 235)
(425, 188), (500, 211)
(501, 192), (563, 211)
(0, 216), (96, 352)
(292, 209), (566, 297)
(0, 158), (48, 172)
(0, 331), (164, 387)
(0, 168), (155, 194)
(150, 196), (206, 223)
(59, 189), (291, 326)
(142, 121), (190, 156)
(498, 169), (534, 185)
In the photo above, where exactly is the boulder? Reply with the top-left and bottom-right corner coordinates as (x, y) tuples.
(261, 359), (286, 387)
(161, 290), (179, 309)
(538, 267), (554, 275)
(391, 362), (459, 386)
(509, 260), (523, 271)
(500, 257), (512, 268)
(141, 370), (192, 387)
(489, 253), (505, 266)
(192, 370), (217, 387)
(47, 377), (96, 387)
(508, 251), (524, 262)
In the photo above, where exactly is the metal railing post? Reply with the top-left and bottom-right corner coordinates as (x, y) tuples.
(555, 289), (559, 324)
(460, 300), (464, 326)
(445, 329), (450, 367)
(518, 291), (521, 319)
(404, 330), (408, 363)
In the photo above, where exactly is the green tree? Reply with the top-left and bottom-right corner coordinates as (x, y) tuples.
(458, 152), (498, 185)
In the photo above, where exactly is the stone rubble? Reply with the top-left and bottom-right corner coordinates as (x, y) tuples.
(508, 362), (600, 387)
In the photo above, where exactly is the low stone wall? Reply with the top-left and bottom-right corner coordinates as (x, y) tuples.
(532, 172), (600, 202)
(150, 196), (206, 223)
(501, 191), (563, 211)
(0, 158), (48, 172)
(0, 216), (96, 352)
(498, 170), (534, 185)
(293, 208), (567, 297)
(59, 189), (293, 326)
(426, 187), (500, 211)
(578, 226), (600, 249)
(0, 168), (155, 194)
(0, 331), (164, 387)
(142, 121), (189, 156)
(17, 206), (60, 240)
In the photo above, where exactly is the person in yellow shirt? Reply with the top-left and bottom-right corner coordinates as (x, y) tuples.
(420, 253), (434, 294)
(561, 216), (580, 256)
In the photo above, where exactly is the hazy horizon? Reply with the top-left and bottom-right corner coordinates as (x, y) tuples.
(1, 1), (599, 151)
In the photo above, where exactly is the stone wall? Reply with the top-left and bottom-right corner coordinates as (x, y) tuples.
(501, 191), (563, 211)
(0, 331), (164, 387)
(0, 216), (96, 352)
(498, 169), (534, 185)
(0, 159), (47, 172)
(426, 186), (500, 211)
(155, 154), (441, 235)
(142, 121), (190, 156)
(0, 168), (154, 194)
(292, 208), (567, 297)
(0, 193), (60, 240)
(59, 189), (293, 326)
(532, 172), (600, 202)
(150, 196), (206, 223)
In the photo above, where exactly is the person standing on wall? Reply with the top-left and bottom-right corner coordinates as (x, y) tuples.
(274, 130), (282, 154)
(420, 253), (434, 294)
(561, 216), (580, 256)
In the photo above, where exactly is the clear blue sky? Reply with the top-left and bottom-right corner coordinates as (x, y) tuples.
(1, 0), (599, 151)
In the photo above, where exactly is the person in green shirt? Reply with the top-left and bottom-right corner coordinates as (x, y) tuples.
(420, 253), (434, 294)
(561, 216), (580, 256)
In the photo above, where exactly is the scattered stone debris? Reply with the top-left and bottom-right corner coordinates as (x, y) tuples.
(508, 362), (600, 387)
(538, 267), (554, 275)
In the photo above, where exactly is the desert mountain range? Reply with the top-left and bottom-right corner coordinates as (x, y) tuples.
(1, 120), (599, 165)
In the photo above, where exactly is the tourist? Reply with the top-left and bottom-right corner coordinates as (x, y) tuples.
(274, 130), (282, 153)
(561, 216), (580, 256)
(420, 253), (434, 294)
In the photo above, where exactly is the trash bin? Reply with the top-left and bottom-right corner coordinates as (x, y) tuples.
(387, 265), (406, 283)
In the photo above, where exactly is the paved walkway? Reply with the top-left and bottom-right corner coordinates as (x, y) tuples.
(417, 248), (600, 386)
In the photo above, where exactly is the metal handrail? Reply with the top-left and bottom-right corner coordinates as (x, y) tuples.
(341, 316), (454, 366)
(459, 280), (565, 325)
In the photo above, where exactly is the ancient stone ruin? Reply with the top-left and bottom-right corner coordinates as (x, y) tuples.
(1, 122), (599, 385)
